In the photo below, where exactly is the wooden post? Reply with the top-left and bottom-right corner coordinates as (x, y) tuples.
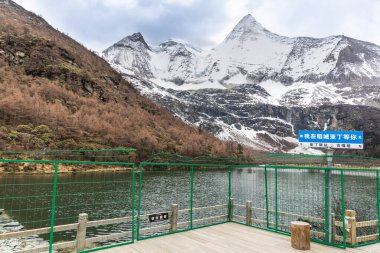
(246, 201), (252, 225)
(76, 213), (88, 252)
(169, 204), (178, 232)
(290, 221), (311, 250)
(331, 213), (336, 243)
(346, 210), (357, 245)
(228, 198), (234, 221)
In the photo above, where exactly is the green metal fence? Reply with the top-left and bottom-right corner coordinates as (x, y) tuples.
(0, 159), (135, 253)
(230, 165), (347, 248)
(137, 162), (380, 249)
(1, 152), (380, 252)
(137, 162), (230, 240)
(255, 154), (380, 168)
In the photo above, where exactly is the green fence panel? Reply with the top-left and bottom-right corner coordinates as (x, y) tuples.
(0, 160), (135, 253)
(0, 161), (55, 253)
(137, 163), (231, 240)
(192, 166), (229, 229)
(230, 165), (348, 249)
(275, 167), (325, 240)
(52, 162), (135, 253)
(137, 163), (192, 240)
(342, 169), (379, 247)
(230, 166), (267, 228)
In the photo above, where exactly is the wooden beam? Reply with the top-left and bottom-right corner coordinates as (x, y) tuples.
(356, 220), (378, 228)
(357, 234), (379, 243)
(86, 216), (133, 227)
(0, 223), (78, 240)
(233, 204), (324, 223)
(85, 231), (133, 244)
(14, 241), (76, 253)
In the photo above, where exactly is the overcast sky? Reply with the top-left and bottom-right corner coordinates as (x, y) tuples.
(13, 0), (380, 52)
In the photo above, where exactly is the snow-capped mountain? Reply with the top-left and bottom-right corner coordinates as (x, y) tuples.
(103, 14), (380, 154)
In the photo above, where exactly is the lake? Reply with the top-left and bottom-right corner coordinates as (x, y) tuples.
(0, 166), (378, 251)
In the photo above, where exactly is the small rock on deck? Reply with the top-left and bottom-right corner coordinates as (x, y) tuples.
(100, 223), (380, 253)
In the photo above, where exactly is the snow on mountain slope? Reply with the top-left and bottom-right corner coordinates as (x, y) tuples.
(103, 14), (380, 108)
(103, 14), (380, 153)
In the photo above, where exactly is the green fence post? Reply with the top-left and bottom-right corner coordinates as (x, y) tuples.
(131, 163), (136, 243)
(377, 170), (380, 240)
(48, 162), (59, 253)
(264, 166), (269, 228)
(190, 165), (194, 229)
(341, 170), (346, 248)
(275, 168), (278, 231)
(324, 169), (330, 242)
(136, 163), (143, 240)
(228, 165), (232, 221)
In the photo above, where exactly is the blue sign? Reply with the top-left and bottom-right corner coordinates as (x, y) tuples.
(298, 130), (363, 149)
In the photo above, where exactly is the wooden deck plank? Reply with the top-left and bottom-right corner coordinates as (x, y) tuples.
(99, 223), (380, 253)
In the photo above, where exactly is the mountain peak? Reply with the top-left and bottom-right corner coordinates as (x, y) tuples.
(115, 32), (150, 50)
(126, 32), (145, 42)
(240, 14), (259, 25)
(224, 14), (272, 42)
(0, 0), (20, 8)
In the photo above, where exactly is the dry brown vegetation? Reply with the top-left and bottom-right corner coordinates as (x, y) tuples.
(0, 1), (257, 160)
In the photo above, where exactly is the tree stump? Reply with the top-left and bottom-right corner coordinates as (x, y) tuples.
(291, 221), (310, 250)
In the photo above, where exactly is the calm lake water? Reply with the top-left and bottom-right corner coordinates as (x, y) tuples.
(0, 167), (378, 251)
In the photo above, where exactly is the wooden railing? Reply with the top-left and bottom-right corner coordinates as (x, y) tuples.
(233, 200), (379, 246)
(1, 202), (378, 252)
(0, 204), (228, 253)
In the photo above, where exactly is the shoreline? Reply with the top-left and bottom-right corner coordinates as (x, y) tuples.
(0, 163), (133, 174)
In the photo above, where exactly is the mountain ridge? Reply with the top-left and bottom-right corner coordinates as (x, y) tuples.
(104, 14), (380, 95)
(103, 14), (380, 156)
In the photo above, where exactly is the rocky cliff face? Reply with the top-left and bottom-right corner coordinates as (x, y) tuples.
(104, 14), (380, 156)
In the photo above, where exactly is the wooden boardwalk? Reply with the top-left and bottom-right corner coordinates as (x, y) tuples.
(99, 223), (380, 253)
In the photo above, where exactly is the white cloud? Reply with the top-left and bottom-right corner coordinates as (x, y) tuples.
(253, 0), (380, 44)
(209, 0), (255, 45)
(100, 0), (138, 8)
(11, 0), (380, 51)
(163, 0), (198, 7)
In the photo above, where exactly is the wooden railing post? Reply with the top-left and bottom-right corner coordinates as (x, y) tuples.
(169, 204), (178, 232)
(331, 213), (336, 243)
(228, 198), (234, 221)
(246, 201), (252, 225)
(76, 213), (88, 252)
(346, 210), (357, 245)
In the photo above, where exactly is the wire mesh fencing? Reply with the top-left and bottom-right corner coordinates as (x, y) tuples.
(2, 152), (380, 252)
(255, 154), (380, 168)
(230, 165), (380, 248)
(137, 163), (230, 240)
(0, 160), (135, 253)
(0, 161), (55, 253)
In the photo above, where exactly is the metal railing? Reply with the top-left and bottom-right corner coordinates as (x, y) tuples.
(1, 155), (380, 252)
(0, 159), (135, 253)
